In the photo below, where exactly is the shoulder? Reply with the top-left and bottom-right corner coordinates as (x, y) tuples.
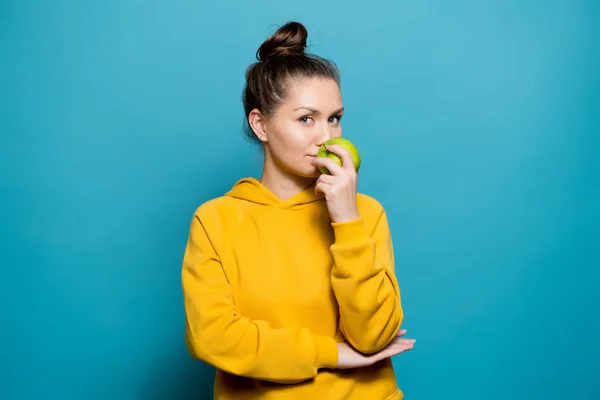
(192, 195), (243, 221)
(193, 196), (234, 218)
(188, 196), (242, 233)
(356, 192), (386, 216)
(356, 192), (388, 232)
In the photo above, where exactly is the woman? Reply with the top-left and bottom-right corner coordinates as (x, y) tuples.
(182, 21), (415, 400)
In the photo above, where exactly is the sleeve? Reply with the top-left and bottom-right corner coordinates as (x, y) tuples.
(182, 212), (339, 384)
(329, 210), (403, 354)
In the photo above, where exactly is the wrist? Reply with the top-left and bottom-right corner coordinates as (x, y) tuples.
(331, 210), (360, 224)
(331, 217), (368, 244)
(316, 336), (338, 369)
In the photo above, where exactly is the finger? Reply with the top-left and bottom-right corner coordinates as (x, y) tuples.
(312, 157), (345, 176)
(379, 338), (415, 355)
(385, 340), (415, 355)
(396, 329), (407, 337)
(394, 342), (413, 351)
(396, 345), (413, 354)
(314, 181), (331, 195)
(325, 144), (356, 174)
(375, 344), (413, 362)
(392, 337), (416, 345)
(317, 173), (337, 184)
(386, 347), (412, 358)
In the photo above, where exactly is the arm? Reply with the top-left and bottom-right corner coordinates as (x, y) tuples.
(329, 210), (403, 354)
(182, 212), (338, 384)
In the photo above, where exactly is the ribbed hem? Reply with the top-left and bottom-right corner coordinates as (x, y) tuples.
(331, 218), (368, 244)
(315, 336), (338, 369)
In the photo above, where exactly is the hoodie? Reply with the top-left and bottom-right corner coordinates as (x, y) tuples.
(181, 177), (404, 400)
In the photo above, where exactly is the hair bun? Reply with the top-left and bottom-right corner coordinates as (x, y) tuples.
(257, 21), (308, 61)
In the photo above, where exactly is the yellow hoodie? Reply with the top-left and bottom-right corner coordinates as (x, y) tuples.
(182, 177), (404, 399)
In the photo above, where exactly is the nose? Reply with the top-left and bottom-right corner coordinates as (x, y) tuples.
(315, 123), (332, 146)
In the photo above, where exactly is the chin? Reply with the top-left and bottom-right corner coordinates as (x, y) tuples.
(303, 166), (322, 178)
(289, 166), (320, 179)
(295, 171), (320, 179)
(304, 172), (320, 179)
(279, 159), (321, 179)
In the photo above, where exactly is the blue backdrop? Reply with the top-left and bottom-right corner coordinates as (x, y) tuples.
(1, 1), (598, 399)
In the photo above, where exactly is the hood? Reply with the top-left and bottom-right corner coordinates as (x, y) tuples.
(225, 177), (324, 210)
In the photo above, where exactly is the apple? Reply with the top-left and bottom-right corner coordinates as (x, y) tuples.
(316, 137), (361, 175)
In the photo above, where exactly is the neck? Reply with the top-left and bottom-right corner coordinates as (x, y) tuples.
(260, 149), (315, 200)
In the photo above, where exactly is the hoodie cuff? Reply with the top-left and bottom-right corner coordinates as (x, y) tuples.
(331, 218), (369, 244)
(315, 336), (338, 369)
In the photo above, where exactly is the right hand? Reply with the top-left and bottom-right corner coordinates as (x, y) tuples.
(337, 329), (415, 369)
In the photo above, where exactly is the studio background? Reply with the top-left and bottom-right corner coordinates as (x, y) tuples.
(1, 1), (598, 399)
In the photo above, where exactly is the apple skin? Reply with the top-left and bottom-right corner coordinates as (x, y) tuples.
(316, 137), (361, 175)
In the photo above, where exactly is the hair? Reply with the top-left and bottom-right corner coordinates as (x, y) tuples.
(242, 21), (341, 144)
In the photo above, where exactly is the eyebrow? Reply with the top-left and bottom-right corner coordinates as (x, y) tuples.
(293, 106), (345, 115)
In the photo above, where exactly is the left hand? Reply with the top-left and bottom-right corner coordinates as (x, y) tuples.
(336, 329), (415, 369)
(311, 144), (360, 223)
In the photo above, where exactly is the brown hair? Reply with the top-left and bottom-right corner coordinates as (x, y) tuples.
(242, 21), (341, 144)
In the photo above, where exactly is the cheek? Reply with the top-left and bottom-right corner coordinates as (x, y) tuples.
(270, 123), (312, 155)
(335, 125), (343, 137)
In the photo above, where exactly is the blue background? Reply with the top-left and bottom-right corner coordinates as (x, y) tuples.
(1, 1), (598, 399)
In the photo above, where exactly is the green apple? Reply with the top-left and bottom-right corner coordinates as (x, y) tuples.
(316, 137), (361, 175)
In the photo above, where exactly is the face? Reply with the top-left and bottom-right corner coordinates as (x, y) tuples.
(250, 77), (344, 178)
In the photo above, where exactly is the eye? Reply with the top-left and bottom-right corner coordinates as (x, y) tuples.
(299, 116), (314, 125)
(328, 115), (343, 124)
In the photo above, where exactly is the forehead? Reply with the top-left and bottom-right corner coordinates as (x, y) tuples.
(281, 77), (342, 111)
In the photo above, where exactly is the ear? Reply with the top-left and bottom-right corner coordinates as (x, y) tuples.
(248, 109), (268, 142)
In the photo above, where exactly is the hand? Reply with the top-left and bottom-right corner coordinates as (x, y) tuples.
(336, 329), (415, 369)
(311, 144), (360, 223)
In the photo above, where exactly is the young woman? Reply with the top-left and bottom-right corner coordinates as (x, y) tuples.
(182, 21), (415, 400)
